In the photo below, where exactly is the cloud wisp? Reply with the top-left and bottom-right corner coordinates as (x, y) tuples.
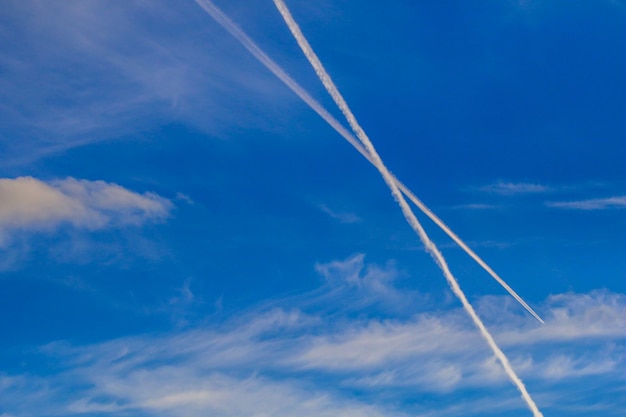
(479, 182), (550, 195)
(546, 196), (626, 210)
(318, 204), (361, 224)
(192, 0), (542, 324)
(0, 176), (172, 245)
(272, 0), (542, 415)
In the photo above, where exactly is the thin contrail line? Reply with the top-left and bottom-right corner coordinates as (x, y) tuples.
(396, 181), (543, 324)
(191, 0), (542, 324)
(193, 0), (543, 324)
(272, 1), (543, 415)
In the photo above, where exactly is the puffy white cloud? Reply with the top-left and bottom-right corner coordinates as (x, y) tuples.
(0, 177), (172, 243)
(52, 177), (172, 225)
(0, 176), (88, 230)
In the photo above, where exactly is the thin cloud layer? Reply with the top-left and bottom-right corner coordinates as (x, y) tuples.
(0, 272), (623, 417)
(0, 0), (298, 165)
(0, 177), (172, 244)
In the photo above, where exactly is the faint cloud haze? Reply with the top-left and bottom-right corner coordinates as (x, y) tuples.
(0, 0), (297, 165)
(318, 204), (361, 223)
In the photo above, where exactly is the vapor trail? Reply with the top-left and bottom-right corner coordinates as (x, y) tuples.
(273, 1), (543, 415)
(396, 181), (544, 324)
(192, 0), (543, 324)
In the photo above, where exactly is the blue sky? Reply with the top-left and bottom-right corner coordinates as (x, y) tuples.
(0, 0), (625, 416)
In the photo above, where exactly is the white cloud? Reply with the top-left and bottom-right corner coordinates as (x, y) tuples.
(52, 177), (172, 225)
(536, 354), (619, 379)
(69, 372), (402, 417)
(0, 176), (172, 244)
(285, 290), (626, 391)
(0, 177), (88, 230)
(546, 196), (626, 210)
(493, 291), (626, 345)
(20, 309), (408, 417)
(0, 252), (622, 415)
(1, 287), (624, 417)
(479, 182), (550, 195)
(292, 315), (474, 372)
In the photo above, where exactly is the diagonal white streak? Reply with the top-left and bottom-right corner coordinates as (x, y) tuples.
(272, 1), (543, 416)
(192, 0), (542, 324)
(397, 181), (544, 324)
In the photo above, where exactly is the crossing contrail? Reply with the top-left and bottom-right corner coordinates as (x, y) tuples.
(272, 1), (543, 415)
(193, 0), (543, 324)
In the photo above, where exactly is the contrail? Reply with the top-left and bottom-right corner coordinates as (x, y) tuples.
(396, 182), (544, 324)
(192, 0), (543, 324)
(193, 0), (542, 323)
(272, 1), (543, 416)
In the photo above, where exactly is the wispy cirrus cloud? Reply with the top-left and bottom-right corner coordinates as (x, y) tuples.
(289, 290), (625, 386)
(0, 253), (623, 417)
(0, 0), (298, 165)
(546, 196), (626, 210)
(312, 254), (418, 313)
(0, 176), (172, 246)
(478, 182), (550, 195)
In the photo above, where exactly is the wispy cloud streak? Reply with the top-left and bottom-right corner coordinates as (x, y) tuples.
(547, 196), (626, 210)
(272, 0), (543, 415)
(192, 0), (542, 324)
(319, 204), (361, 224)
(479, 182), (550, 195)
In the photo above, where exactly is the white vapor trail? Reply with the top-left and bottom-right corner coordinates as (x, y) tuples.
(272, 1), (543, 415)
(192, 0), (543, 324)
